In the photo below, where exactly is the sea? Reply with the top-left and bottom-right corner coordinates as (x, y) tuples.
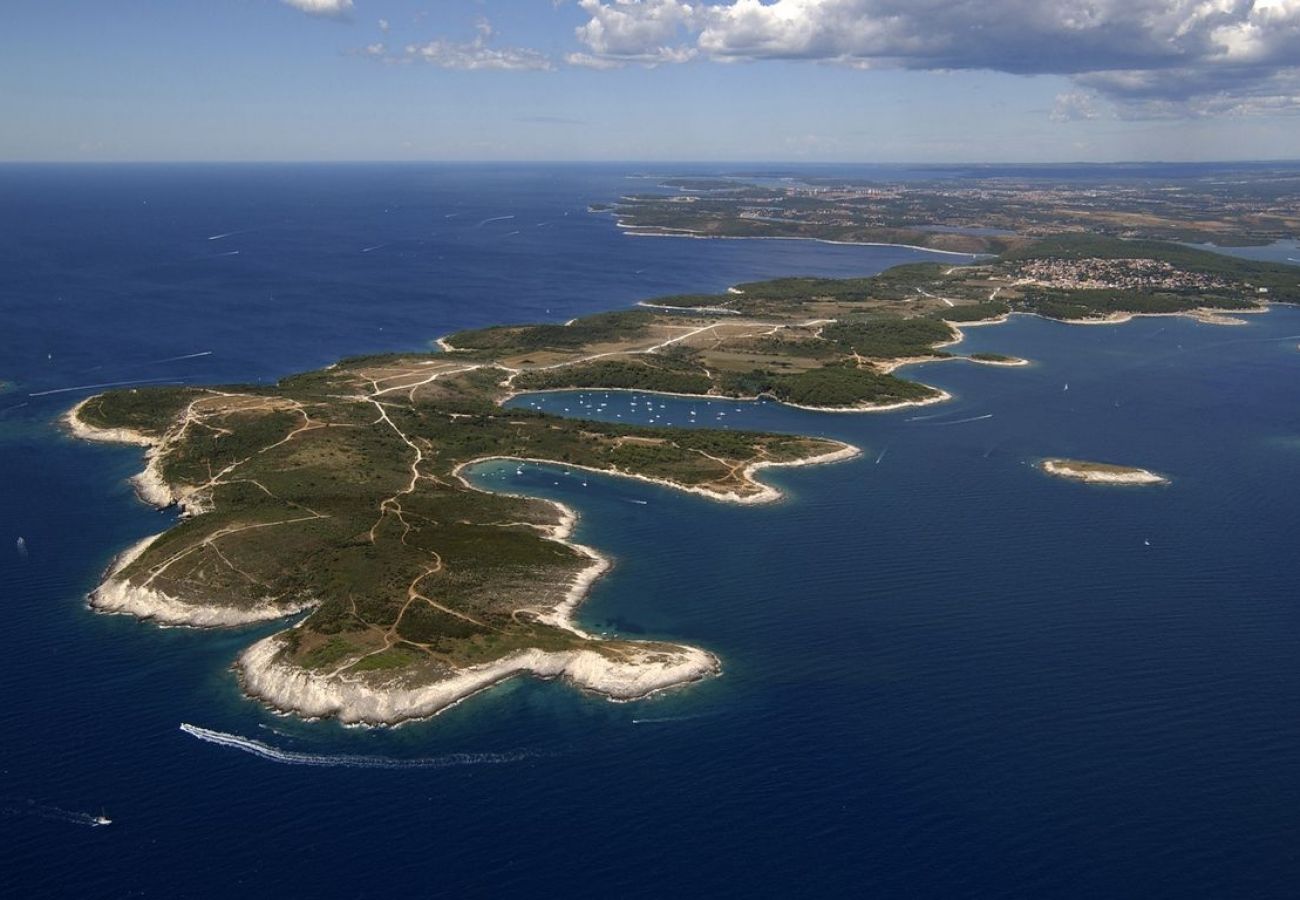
(1, 164), (1298, 898)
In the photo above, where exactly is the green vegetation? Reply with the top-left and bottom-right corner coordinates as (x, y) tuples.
(1017, 287), (1254, 321)
(513, 359), (712, 395)
(612, 168), (1300, 248)
(74, 228), (1296, 717)
(820, 318), (954, 358)
(447, 309), (655, 352)
(939, 301), (1009, 322)
(81, 335), (845, 690)
(715, 364), (938, 407)
(74, 387), (200, 437)
(765, 365), (938, 407)
(733, 275), (885, 302)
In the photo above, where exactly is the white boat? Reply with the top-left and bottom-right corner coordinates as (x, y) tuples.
(93, 812), (112, 827)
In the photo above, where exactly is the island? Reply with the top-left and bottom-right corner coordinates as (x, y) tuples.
(67, 233), (1295, 724)
(968, 353), (1029, 366)
(1040, 459), (1169, 485)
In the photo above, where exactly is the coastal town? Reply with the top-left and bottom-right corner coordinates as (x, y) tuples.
(1013, 257), (1243, 293)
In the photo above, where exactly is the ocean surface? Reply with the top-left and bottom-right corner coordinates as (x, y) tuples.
(2, 164), (1298, 898)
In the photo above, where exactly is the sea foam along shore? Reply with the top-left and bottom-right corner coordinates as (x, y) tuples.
(64, 398), (175, 508)
(1040, 459), (1169, 485)
(237, 634), (720, 726)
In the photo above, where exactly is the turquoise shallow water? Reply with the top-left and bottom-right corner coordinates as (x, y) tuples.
(2, 164), (1299, 897)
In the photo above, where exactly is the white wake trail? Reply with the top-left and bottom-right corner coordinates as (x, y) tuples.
(2, 800), (104, 828)
(148, 351), (213, 364)
(28, 377), (178, 397)
(179, 724), (534, 769)
(927, 413), (994, 426)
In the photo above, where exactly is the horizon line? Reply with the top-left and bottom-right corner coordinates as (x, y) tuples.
(3, 157), (1300, 168)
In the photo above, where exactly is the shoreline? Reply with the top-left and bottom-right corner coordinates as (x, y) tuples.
(66, 365), (854, 724)
(451, 440), (862, 507)
(68, 250), (1270, 725)
(67, 401), (315, 628)
(235, 436), (860, 725)
(235, 445), (794, 726)
(502, 381), (954, 414)
(236, 635), (720, 727)
(89, 533), (319, 628)
(63, 399), (177, 509)
(1039, 458), (1169, 486)
(780, 388), (953, 414)
(615, 224), (986, 258)
(1020, 306), (1269, 328)
(637, 301), (741, 315)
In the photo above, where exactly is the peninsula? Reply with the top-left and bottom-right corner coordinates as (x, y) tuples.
(614, 166), (1300, 248)
(69, 234), (1294, 724)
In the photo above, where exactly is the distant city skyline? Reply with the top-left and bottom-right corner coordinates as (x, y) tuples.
(6, 0), (1300, 163)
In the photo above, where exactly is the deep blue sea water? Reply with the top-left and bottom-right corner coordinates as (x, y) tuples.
(2, 164), (1299, 898)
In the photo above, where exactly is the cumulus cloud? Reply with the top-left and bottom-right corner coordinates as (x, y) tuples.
(566, 0), (1300, 116)
(281, 0), (353, 17)
(573, 0), (699, 64)
(362, 18), (554, 70)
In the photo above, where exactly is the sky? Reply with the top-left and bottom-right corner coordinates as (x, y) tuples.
(4, 0), (1300, 163)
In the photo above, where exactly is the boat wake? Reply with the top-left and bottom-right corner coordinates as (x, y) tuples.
(28, 377), (178, 398)
(2, 800), (109, 828)
(477, 214), (516, 227)
(926, 413), (994, 426)
(153, 350), (212, 364)
(632, 713), (713, 725)
(179, 724), (535, 769)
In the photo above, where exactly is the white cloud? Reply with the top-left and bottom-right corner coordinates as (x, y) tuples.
(566, 51), (628, 69)
(364, 18), (554, 71)
(404, 40), (554, 70)
(565, 0), (1300, 116)
(573, 0), (698, 64)
(1051, 91), (1104, 123)
(281, 0), (353, 17)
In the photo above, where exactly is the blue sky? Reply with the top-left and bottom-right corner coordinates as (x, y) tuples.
(5, 0), (1300, 162)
